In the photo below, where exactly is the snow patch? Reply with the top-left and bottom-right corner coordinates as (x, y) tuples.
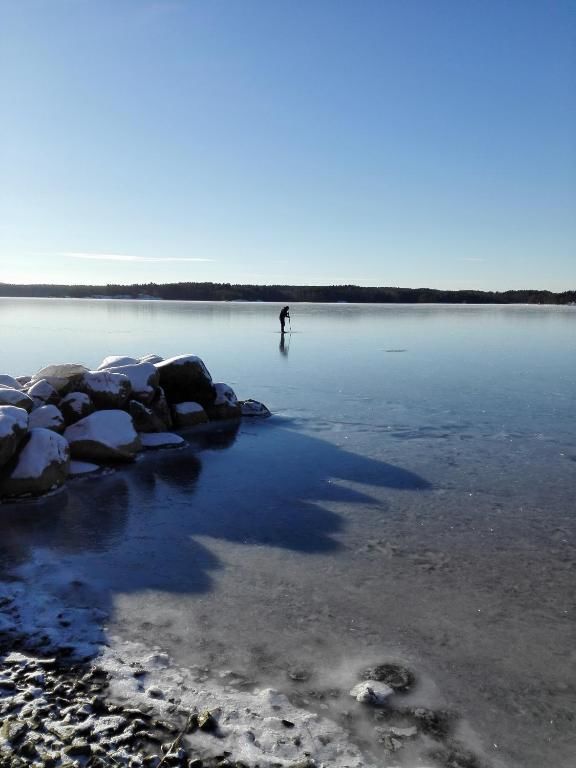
(69, 460), (102, 475)
(0, 374), (21, 389)
(29, 404), (64, 431)
(11, 429), (69, 480)
(174, 402), (204, 415)
(0, 405), (28, 438)
(97, 355), (138, 370)
(64, 410), (138, 449)
(140, 432), (185, 449)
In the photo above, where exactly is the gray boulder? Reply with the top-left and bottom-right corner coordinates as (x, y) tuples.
(96, 355), (138, 370)
(99, 363), (159, 404)
(149, 386), (172, 429)
(155, 355), (215, 407)
(29, 363), (89, 394)
(79, 371), (131, 409)
(239, 399), (272, 418)
(29, 405), (65, 433)
(27, 378), (60, 407)
(0, 406), (29, 468)
(60, 391), (95, 425)
(0, 428), (70, 498)
(172, 402), (208, 428)
(128, 400), (167, 433)
(0, 387), (34, 412)
(64, 410), (142, 462)
(205, 383), (242, 421)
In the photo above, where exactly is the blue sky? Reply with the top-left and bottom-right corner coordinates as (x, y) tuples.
(1, 0), (574, 290)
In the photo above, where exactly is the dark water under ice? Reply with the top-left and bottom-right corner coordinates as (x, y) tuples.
(1, 299), (575, 766)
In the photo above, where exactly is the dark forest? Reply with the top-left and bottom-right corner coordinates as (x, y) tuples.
(0, 282), (574, 304)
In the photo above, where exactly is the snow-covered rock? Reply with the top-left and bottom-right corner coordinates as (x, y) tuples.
(16, 375), (31, 387)
(27, 378), (60, 406)
(99, 363), (159, 403)
(128, 400), (167, 433)
(240, 399), (271, 418)
(80, 371), (131, 409)
(60, 391), (95, 425)
(172, 401), (208, 428)
(69, 460), (103, 476)
(96, 355), (138, 370)
(349, 680), (394, 705)
(0, 374), (21, 389)
(0, 405), (29, 468)
(64, 411), (142, 463)
(139, 432), (185, 449)
(206, 382), (241, 420)
(29, 404), (65, 433)
(0, 428), (70, 498)
(155, 355), (215, 407)
(139, 353), (163, 364)
(0, 387), (34, 412)
(149, 386), (172, 429)
(30, 363), (89, 393)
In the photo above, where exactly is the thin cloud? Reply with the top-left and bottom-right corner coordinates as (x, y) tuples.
(62, 252), (213, 263)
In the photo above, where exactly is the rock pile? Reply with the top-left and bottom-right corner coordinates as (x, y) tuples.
(0, 651), (258, 768)
(0, 354), (270, 500)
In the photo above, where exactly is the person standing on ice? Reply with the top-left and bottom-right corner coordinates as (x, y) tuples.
(279, 306), (290, 333)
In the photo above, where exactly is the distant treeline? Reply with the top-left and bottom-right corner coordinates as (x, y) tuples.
(0, 282), (574, 304)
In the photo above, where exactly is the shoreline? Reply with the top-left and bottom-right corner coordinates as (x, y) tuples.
(0, 559), (499, 768)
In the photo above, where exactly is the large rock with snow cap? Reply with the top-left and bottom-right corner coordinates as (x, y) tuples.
(172, 402), (208, 428)
(0, 374), (21, 389)
(0, 428), (70, 498)
(155, 355), (215, 407)
(0, 387), (33, 412)
(64, 410), (142, 462)
(79, 371), (131, 409)
(139, 353), (163, 364)
(30, 363), (89, 394)
(27, 378), (60, 407)
(60, 391), (95, 425)
(205, 383), (242, 421)
(96, 355), (138, 370)
(0, 406), (29, 468)
(29, 405), (65, 433)
(99, 363), (159, 404)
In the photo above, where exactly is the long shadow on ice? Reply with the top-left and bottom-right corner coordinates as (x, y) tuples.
(0, 419), (431, 656)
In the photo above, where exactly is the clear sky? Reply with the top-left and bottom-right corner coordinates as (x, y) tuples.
(1, 0), (574, 290)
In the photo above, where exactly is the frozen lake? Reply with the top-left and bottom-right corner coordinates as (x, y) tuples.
(1, 298), (575, 767)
